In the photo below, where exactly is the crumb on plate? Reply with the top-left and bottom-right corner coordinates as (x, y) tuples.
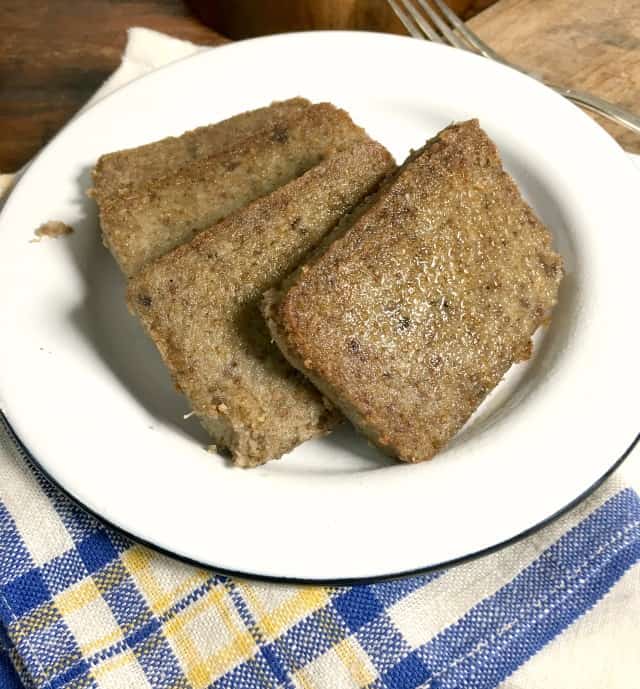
(32, 220), (74, 242)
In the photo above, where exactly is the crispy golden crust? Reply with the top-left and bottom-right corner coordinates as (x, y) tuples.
(91, 98), (311, 200)
(98, 102), (371, 275)
(127, 141), (395, 467)
(266, 120), (564, 463)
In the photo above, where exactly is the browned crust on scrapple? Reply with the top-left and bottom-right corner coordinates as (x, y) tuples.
(91, 97), (311, 201)
(266, 120), (564, 463)
(128, 141), (395, 467)
(99, 102), (371, 275)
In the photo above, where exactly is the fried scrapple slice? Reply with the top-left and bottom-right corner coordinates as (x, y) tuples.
(264, 120), (563, 463)
(128, 141), (395, 467)
(98, 103), (370, 275)
(91, 98), (311, 200)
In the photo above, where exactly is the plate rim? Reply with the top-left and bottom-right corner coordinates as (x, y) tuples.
(2, 412), (637, 584)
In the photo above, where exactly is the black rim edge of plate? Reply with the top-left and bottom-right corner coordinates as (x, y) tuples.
(1, 411), (638, 586)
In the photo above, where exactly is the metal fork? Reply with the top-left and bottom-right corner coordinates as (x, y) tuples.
(389, 0), (640, 135)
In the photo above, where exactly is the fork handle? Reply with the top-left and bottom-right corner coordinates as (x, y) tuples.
(489, 54), (640, 136)
(545, 81), (640, 135)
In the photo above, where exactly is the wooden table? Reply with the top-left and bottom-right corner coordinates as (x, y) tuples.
(469, 0), (640, 153)
(1, 0), (639, 172)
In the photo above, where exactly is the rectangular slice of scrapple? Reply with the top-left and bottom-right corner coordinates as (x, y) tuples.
(91, 97), (311, 200)
(264, 120), (564, 463)
(98, 102), (370, 275)
(128, 141), (395, 467)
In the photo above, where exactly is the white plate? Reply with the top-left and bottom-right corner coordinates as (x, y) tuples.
(0, 32), (638, 582)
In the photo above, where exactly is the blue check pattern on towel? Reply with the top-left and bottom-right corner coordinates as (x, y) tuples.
(1, 417), (639, 689)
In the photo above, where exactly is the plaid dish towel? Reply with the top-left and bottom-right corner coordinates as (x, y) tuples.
(1, 27), (639, 689)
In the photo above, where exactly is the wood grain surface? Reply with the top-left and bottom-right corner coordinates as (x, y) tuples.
(1, 0), (639, 170)
(469, 0), (640, 152)
(0, 1), (227, 172)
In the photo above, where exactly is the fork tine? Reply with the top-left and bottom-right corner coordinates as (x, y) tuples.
(388, 0), (423, 39)
(415, 0), (469, 50)
(429, 0), (504, 61)
(397, 0), (444, 43)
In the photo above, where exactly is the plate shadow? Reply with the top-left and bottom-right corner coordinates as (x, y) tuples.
(63, 164), (208, 444)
